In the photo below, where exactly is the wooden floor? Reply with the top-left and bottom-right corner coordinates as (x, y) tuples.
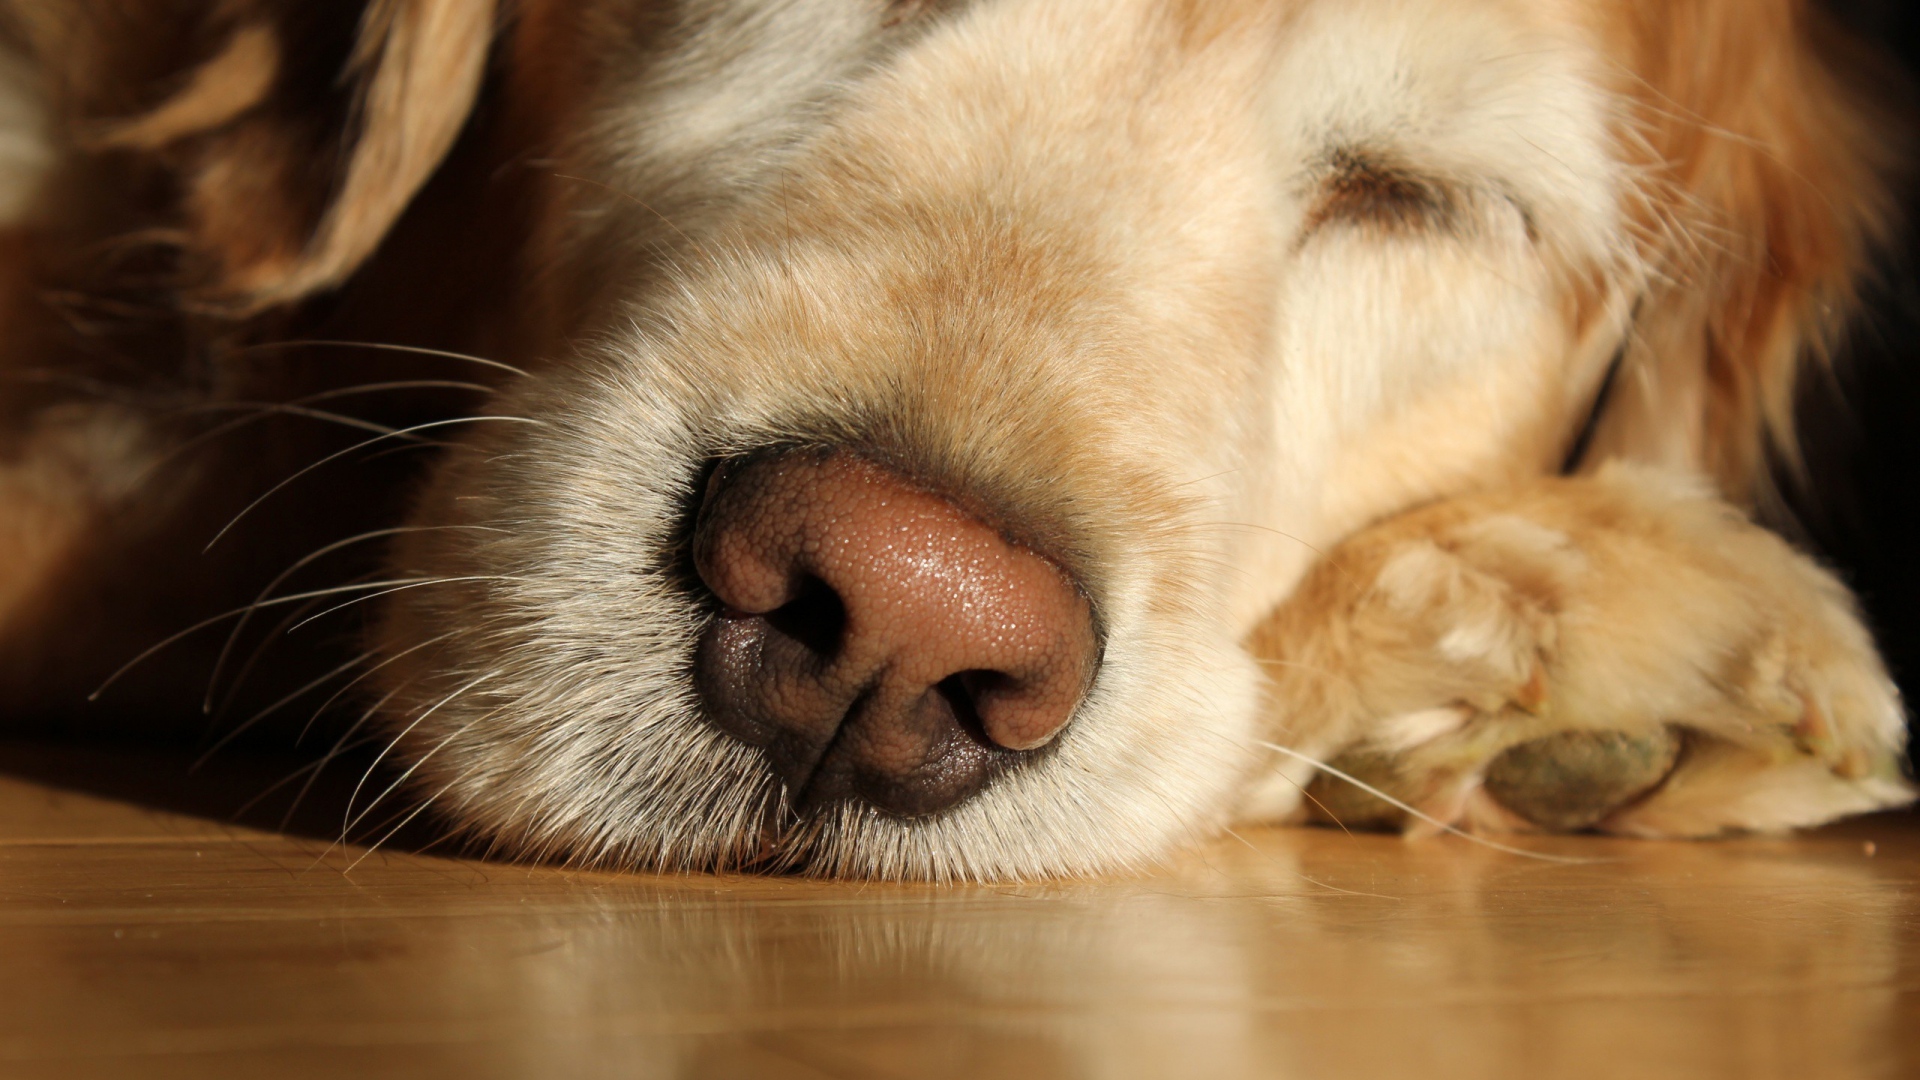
(1, 742), (1915, 1079)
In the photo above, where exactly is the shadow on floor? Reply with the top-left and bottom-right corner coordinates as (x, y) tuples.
(0, 738), (448, 852)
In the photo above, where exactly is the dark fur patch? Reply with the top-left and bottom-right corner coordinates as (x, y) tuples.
(1304, 148), (1459, 236)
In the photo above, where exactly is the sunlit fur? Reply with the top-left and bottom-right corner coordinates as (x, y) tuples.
(1244, 463), (1912, 835)
(0, 0), (1911, 879)
(371, 0), (1910, 878)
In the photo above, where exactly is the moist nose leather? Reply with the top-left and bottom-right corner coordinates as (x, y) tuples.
(692, 450), (1096, 817)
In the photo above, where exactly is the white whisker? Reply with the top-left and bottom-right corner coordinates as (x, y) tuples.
(292, 379), (496, 402)
(90, 580), (451, 701)
(286, 684), (412, 834)
(297, 631), (461, 746)
(345, 705), (504, 844)
(203, 416), (544, 553)
(184, 401), (427, 439)
(193, 651), (376, 769)
(210, 578), (370, 720)
(238, 339), (531, 379)
(285, 577), (515, 635)
(346, 779), (460, 873)
(207, 525), (497, 713)
(1256, 741), (1601, 864)
(132, 380), (488, 494)
(344, 672), (498, 843)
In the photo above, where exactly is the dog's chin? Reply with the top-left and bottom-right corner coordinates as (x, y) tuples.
(370, 360), (1262, 881)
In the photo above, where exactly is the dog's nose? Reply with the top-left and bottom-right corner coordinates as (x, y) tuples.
(692, 450), (1096, 817)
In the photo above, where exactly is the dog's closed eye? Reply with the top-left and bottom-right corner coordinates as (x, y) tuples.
(1303, 149), (1460, 237)
(882, 0), (953, 30)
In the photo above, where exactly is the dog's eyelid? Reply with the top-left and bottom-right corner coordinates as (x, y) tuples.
(1300, 149), (1462, 237)
(1296, 151), (1546, 250)
(1507, 191), (1542, 245)
(881, 0), (953, 29)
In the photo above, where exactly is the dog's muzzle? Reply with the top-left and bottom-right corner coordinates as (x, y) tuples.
(692, 449), (1096, 818)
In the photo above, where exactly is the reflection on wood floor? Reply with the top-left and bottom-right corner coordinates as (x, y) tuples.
(0, 741), (1915, 1079)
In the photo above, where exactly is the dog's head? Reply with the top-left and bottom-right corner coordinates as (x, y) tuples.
(24, 0), (1898, 877)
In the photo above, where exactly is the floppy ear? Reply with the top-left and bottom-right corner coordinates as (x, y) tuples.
(235, 0), (496, 308)
(1585, 0), (1903, 503)
(13, 0), (495, 312)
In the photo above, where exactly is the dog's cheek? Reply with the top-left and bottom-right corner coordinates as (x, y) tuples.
(0, 51), (51, 224)
(0, 406), (158, 674)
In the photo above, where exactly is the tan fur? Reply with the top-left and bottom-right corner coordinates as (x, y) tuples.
(95, 22), (278, 152)
(0, 0), (1908, 878)
(1243, 464), (1911, 835)
(1586, 0), (1901, 498)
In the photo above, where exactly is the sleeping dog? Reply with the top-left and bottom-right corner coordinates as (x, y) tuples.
(0, 0), (1911, 879)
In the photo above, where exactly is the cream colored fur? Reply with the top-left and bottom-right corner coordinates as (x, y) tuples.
(367, 0), (1913, 878)
(1244, 463), (1910, 834)
(0, 0), (1908, 879)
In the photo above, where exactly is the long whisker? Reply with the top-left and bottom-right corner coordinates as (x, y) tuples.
(345, 703), (506, 842)
(206, 525), (496, 713)
(284, 576), (512, 635)
(344, 672), (497, 842)
(346, 776), (464, 872)
(209, 575), (374, 722)
(358, 440), (462, 466)
(286, 684), (409, 833)
(132, 380), (489, 493)
(193, 651), (376, 770)
(184, 401), (427, 439)
(89, 580), (450, 701)
(174, 378), (494, 452)
(1256, 741), (1601, 865)
(203, 416), (544, 553)
(237, 340), (531, 379)
(281, 380), (495, 403)
(297, 631), (461, 747)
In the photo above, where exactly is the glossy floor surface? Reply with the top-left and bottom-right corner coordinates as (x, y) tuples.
(1, 741), (1915, 1079)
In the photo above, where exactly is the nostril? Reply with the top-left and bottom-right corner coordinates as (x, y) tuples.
(942, 669), (1022, 747)
(934, 672), (1002, 748)
(931, 669), (1072, 754)
(762, 574), (846, 660)
(953, 669), (1017, 706)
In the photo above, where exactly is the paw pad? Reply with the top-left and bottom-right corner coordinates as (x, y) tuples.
(1483, 727), (1681, 831)
(1303, 727), (1686, 834)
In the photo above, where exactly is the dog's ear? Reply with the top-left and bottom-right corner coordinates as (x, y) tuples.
(1586, 0), (1904, 503)
(12, 0), (495, 312)
(227, 0), (497, 310)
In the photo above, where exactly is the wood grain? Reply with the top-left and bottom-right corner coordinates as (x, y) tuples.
(1, 741), (1915, 1079)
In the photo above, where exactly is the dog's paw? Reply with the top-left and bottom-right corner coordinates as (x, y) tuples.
(1246, 464), (1915, 838)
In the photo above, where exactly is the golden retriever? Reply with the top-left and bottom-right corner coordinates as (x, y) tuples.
(0, 0), (1911, 879)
